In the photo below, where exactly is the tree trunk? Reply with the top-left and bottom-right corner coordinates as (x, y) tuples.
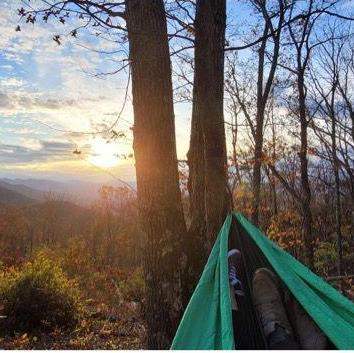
(250, 12), (282, 225)
(193, 0), (228, 252)
(126, 1), (187, 348)
(250, 1), (284, 225)
(329, 87), (343, 276)
(231, 111), (241, 188)
(184, 97), (206, 307)
(351, 190), (354, 273)
(298, 70), (314, 269)
(271, 116), (278, 215)
(251, 30), (267, 226)
(184, 0), (227, 307)
(252, 133), (263, 225)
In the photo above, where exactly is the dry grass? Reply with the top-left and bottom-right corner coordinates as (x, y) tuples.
(0, 299), (146, 349)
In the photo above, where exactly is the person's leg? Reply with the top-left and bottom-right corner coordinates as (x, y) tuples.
(252, 268), (300, 350)
(228, 249), (245, 299)
(229, 249), (267, 349)
(284, 291), (327, 349)
(267, 324), (301, 349)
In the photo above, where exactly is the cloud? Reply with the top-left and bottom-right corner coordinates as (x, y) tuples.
(0, 91), (112, 112)
(1, 65), (13, 71)
(0, 93), (14, 109)
(0, 140), (76, 164)
(0, 0), (132, 134)
(0, 78), (24, 87)
(0, 0), (188, 180)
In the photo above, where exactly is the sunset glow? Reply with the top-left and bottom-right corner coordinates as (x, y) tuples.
(88, 138), (119, 168)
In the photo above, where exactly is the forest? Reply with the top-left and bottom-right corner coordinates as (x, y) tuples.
(0, 0), (354, 350)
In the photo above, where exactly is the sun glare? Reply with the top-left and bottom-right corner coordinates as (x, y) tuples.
(88, 138), (119, 168)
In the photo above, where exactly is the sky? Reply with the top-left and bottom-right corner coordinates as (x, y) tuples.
(0, 0), (197, 184)
(0, 0), (257, 184)
(1, 1), (351, 184)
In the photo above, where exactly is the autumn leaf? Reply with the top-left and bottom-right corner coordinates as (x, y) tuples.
(53, 35), (61, 45)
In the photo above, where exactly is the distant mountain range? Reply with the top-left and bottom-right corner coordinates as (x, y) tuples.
(0, 177), (137, 206)
(0, 180), (45, 203)
(0, 178), (102, 206)
(0, 184), (36, 205)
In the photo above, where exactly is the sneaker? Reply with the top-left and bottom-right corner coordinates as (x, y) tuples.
(228, 249), (245, 295)
(268, 323), (301, 349)
(252, 268), (294, 339)
(284, 291), (327, 349)
(228, 249), (244, 311)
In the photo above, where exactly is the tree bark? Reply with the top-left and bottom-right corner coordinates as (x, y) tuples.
(193, 0), (228, 252)
(251, 1), (284, 225)
(251, 24), (268, 226)
(351, 191), (354, 273)
(126, 1), (187, 348)
(271, 115), (278, 215)
(298, 69), (314, 269)
(330, 98), (343, 276)
(184, 0), (227, 307)
(184, 90), (206, 307)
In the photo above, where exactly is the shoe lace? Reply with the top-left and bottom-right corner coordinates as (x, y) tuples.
(229, 264), (245, 296)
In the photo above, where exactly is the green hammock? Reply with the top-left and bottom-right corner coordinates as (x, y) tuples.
(171, 213), (354, 350)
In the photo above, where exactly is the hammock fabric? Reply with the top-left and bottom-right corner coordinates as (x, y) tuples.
(171, 213), (354, 350)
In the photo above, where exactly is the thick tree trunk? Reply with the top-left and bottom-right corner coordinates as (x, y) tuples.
(126, 1), (187, 348)
(184, 0), (227, 307)
(184, 100), (206, 307)
(187, 104), (206, 239)
(298, 70), (314, 269)
(193, 0), (228, 252)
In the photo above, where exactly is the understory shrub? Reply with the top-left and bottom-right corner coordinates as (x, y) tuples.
(0, 253), (81, 333)
(118, 267), (145, 302)
(314, 241), (337, 276)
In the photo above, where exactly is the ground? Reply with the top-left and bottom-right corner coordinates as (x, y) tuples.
(0, 300), (146, 349)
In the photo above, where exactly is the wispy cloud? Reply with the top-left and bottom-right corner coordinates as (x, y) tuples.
(0, 0), (190, 181)
(0, 140), (75, 164)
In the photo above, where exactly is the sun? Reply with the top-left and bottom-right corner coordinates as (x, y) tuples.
(88, 138), (119, 168)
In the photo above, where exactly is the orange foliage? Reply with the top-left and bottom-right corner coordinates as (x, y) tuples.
(267, 209), (303, 256)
